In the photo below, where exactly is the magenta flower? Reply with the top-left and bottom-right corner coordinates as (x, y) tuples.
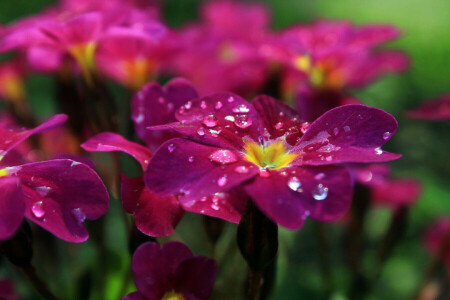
(124, 241), (216, 300)
(408, 94), (450, 121)
(146, 93), (400, 229)
(0, 59), (26, 102)
(0, 114), (109, 242)
(424, 217), (450, 264)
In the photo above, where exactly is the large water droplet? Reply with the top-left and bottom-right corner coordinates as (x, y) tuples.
(217, 176), (228, 187)
(234, 115), (252, 129)
(31, 201), (45, 219)
(300, 122), (310, 134)
(203, 115), (218, 127)
(234, 165), (249, 174)
(287, 177), (302, 191)
(210, 150), (238, 164)
(312, 184), (328, 200)
(168, 144), (176, 152)
(35, 186), (51, 197)
(72, 208), (86, 223)
(197, 127), (206, 136)
(232, 104), (250, 113)
(382, 132), (391, 140)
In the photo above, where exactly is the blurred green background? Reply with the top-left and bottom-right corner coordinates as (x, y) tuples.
(0, 0), (449, 299)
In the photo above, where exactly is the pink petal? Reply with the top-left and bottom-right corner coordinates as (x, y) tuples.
(0, 177), (25, 240)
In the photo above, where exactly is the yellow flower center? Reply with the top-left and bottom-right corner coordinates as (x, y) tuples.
(218, 42), (237, 63)
(0, 74), (25, 102)
(122, 58), (156, 91)
(161, 291), (185, 300)
(294, 55), (345, 90)
(68, 42), (97, 85)
(0, 168), (9, 177)
(243, 139), (299, 170)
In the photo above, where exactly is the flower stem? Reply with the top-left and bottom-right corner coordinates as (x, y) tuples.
(22, 265), (60, 300)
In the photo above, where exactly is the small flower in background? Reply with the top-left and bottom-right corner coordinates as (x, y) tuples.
(0, 59), (26, 103)
(408, 94), (450, 121)
(146, 92), (400, 229)
(0, 279), (19, 300)
(424, 216), (450, 264)
(0, 114), (109, 242)
(124, 241), (216, 300)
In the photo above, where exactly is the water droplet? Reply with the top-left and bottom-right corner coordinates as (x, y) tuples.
(70, 161), (81, 167)
(203, 115), (218, 127)
(210, 150), (238, 164)
(287, 177), (302, 191)
(197, 127), (206, 136)
(312, 184), (328, 200)
(375, 147), (383, 155)
(215, 101), (223, 110)
(333, 128), (339, 136)
(300, 122), (310, 134)
(209, 129), (221, 137)
(234, 115), (252, 129)
(72, 208), (86, 223)
(31, 201), (45, 219)
(225, 115), (235, 122)
(314, 173), (325, 180)
(35, 186), (51, 197)
(211, 204), (220, 211)
(217, 176), (228, 187)
(325, 155), (333, 162)
(343, 126), (351, 133)
(135, 114), (144, 124)
(168, 144), (176, 152)
(259, 168), (270, 178)
(227, 96), (235, 103)
(184, 101), (192, 109)
(232, 104), (250, 113)
(188, 156), (194, 163)
(234, 165), (249, 174)
(200, 101), (207, 109)
(382, 132), (391, 140)
(274, 122), (284, 130)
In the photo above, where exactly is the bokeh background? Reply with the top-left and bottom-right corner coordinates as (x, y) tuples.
(0, 0), (449, 299)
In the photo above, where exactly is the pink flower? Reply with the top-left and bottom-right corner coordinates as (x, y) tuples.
(408, 94), (450, 121)
(424, 217), (450, 264)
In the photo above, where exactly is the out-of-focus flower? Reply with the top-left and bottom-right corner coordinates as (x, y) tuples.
(408, 94), (450, 121)
(424, 216), (450, 264)
(124, 241), (216, 300)
(0, 114), (109, 242)
(0, 59), (26, 102)
(0, 279), (19, 300)
(353, 164), (421, 210)
(146, 93), (400, 230)
(170, 0), (271, 96)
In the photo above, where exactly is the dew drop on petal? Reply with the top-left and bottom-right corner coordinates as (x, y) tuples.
(31, 201), (45, 219)
(287, 177), (301, 191)
(232, 104), (250, 113)
(200, 101), (207, 109)
(312, 184), (329, 200)
(211, 204), (220, 211)
(227, 96), (235, 103)
(274, 122), (284, 130)
(259, 168), (270, 178)
(35, 186), (51, 197)
(375, 147), (383, 155)
(197, 127), (206, 136)
(215, 101), (223, 110)
(217, 175), (228, 187)
(325, 155), (333, 162)
(382, 132), (391, 140)
(314, 173), (325, 180)
(184, 101), (192, 110)
(234, 165), (249, 174)
(203, 114), (218, 127)
(188, 156), (194, 163)
(333, 128), (339, 136)
(210, 150), (238, 164)
(224, 115), (235, 122)
(343, 126), (351, 133)
(72, 208), (86, 223)
(168, 144), (176, 152)
(300, 122), (310, 134)
(234, 115), (252, 129)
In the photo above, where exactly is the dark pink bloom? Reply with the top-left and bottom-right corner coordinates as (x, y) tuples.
(0, 115), (109, 242)
(146, 93), (400, 229)
(408, 94), (450, 121)
(424, 217), (450, 264)
(124, 241), (216, 300)
(0, 59), (26, 102)
(0, 279), (19, 300)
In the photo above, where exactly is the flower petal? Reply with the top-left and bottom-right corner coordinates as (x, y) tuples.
(292, 104), (401, 165)
(145, 138), (258, 204)
(152, 92), (260, 150)
(0, 177), (25, 240)
(16, 159), (109, 243)
(132, 78), (199, 150)
(244, 166), (352, 230)
(0, 114), (67, 156)
(372, 178), (421, 209)
(408, 94), (450, 121)
(81, 132), (152, 170)
(121, 175), (183, 237)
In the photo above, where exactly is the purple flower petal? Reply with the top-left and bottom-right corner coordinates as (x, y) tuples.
(132, 78), (199, 150)
(121, 175), (183, 237)
(82, 132), (152, 170)
(244, 166), (352, 230)
(408, 94), (450, 121)
(16, 159), (109, 243)
(372, 178), (421, 209)
(252, 95), (304, 145)
(0, 114), (67, 155)
(0, 177), (25, 240)
(145, 138), (258, 204)
(173, 256), (217, 300)
(153, 93), (260, 150)
(180, 189), (248, 224)
(292, 104), (401, 165)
